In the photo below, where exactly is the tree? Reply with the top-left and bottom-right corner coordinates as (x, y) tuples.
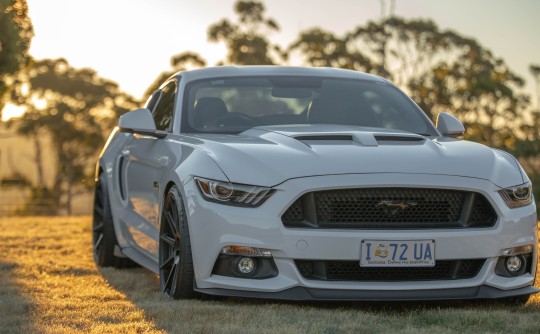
(208, 0), (282, 65)
(292, 17), (528, 149)
(410, 45), (527, 147)
(512, 65), (540, 212)
(0, 0), (33, 115)
(530, 64), (540, 111)
(288, 28), (374, 71)
(141, 51), (206, 102)
(9, 58), (138, 214)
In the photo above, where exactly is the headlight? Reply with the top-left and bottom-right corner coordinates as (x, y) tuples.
(194, 177), (275, 207)
(498, 182), (533, 208)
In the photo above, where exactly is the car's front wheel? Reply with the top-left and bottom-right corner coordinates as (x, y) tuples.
(159, 185), (198, 299)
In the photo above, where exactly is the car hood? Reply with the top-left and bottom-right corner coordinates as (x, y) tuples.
(184, 125), (524, 188)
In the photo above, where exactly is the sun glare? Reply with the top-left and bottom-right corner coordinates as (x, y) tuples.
(1, 104), (26, 121)
(33, 97), (46, 110)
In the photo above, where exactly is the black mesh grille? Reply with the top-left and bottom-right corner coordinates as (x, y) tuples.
(316, 189), (463, 224)
(281, 198), (304, 224)
(470, 195), (497, 224)
(282, 188), (497, 229)
(295, 259), (485, 281)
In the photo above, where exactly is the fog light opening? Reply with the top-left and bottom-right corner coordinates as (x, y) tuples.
(234, 256), (256, 276)
(212, 254), (278, 279)
(505, 255), (526, 276)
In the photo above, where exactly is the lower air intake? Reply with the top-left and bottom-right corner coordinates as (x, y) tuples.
(295, 259), (485, 281)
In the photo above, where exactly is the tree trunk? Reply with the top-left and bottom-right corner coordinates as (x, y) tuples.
(52, 142), (66, 215)
(32, 131), (45, 187)
(66, 163), (73, 216)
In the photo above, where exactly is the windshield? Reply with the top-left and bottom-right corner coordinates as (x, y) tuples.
(182, 76), (437, 135)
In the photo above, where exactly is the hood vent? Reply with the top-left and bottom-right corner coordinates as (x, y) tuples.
(295, 135), (354, 141)
(375, 135), (425, 142)
(292, 133), (426, 147)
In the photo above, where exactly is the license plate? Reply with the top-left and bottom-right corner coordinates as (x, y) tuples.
(360, 240), (435, 267)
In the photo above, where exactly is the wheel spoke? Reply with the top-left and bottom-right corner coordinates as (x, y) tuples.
(160, 254), (175, 270)
(160, 234), (175, 246)
(171, 262), (179, 295)
(164, 262), (177, 291)
(165, 210), (179, 239)
(93, 234), (103, 252)
(93, 222), (104, 232)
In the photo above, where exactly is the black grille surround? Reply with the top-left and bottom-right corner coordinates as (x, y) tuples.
(282, 188), (497, 229)
(295, 259), (485, 281)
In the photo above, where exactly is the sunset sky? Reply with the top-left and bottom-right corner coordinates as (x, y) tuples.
(20, 0), (540, 102)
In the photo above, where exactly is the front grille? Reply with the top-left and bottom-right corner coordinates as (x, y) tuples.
(282, 188), (497, 229)
(295, 259), (485, 281)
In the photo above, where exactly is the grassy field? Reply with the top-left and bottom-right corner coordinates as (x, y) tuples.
(1, 217), (539, 334)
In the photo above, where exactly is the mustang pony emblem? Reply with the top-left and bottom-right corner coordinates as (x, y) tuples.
(376, 200), (418, 216)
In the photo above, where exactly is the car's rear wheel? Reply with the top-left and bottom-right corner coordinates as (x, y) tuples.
(159, 186), (198, 299)
(93, 173), (136, 268)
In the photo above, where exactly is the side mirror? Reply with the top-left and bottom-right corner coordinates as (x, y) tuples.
(118, 108), (166, 139)
(436, 112), (465, 138)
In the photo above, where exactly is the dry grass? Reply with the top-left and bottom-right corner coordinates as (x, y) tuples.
(0, 217), (162, 334)
(1, 216), (540, 334)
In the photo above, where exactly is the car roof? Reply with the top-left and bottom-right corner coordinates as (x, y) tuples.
(171, 66), (387, 83)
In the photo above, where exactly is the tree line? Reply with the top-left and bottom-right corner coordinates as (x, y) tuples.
(1, 0), (539, 214)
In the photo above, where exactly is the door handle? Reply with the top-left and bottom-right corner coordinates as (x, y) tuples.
(153, 181), (159, 191)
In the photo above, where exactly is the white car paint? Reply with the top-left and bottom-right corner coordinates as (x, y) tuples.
(96, 66), (537, 300)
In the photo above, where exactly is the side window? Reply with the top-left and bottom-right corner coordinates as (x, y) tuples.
(152, 81), (177, 132)
(144, 90), (161, 112)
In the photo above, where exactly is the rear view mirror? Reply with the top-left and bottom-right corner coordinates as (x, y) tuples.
(118, 108), (166, 138)
(271, 87), (312, 99)
(436, 112), (465, 138)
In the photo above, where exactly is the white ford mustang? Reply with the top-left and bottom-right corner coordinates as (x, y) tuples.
(93, 66), (538, 302)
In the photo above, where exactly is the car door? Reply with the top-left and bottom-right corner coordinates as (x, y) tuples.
(123, 80), (178, 257)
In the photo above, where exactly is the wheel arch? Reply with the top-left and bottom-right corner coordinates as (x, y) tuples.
(158, 177), (184, 230)
(163, 181), (177, 199)
(158, 177), (197, 270)
(94, 142), (130, 249)
(96, 165), (104, 178)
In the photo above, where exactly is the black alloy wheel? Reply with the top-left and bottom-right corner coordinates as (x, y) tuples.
(93, 173), (136, 268)
(159, 186), (197, 299)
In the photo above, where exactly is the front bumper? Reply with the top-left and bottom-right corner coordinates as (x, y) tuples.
(196, 285), (539, 301)
(183, 173), (538, 300)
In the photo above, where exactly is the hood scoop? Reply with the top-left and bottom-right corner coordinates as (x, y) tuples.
(294, 133), (376, 146)
(375, 135), (424, 141)
(293, 132), (426, 147)
(295, 135), (354, 141)
(374, 135), (426, 144)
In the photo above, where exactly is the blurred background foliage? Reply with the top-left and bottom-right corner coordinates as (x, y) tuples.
(0, 0), (539, 215)
(0, 0), (33, 111)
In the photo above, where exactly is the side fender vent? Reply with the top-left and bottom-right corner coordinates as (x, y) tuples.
(118, 156), (126, 200)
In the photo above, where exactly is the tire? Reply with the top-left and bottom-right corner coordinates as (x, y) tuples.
(93, 173), (136, 268)
(159, 186), (198, 299)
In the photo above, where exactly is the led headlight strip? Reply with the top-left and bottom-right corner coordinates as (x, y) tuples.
(498, 182), (533, 208)
(194, 177), (275, 207)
